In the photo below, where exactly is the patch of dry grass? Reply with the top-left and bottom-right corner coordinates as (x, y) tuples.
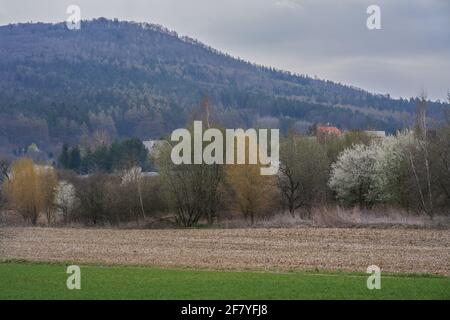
(218, 206), (449, 229)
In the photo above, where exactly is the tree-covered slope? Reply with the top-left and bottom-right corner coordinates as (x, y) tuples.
(0, 18), (447, 153)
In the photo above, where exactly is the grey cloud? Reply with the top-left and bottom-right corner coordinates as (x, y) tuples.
(0, 0), (449, 100)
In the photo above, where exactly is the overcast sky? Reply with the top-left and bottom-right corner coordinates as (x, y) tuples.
(1, 0), (449, 101)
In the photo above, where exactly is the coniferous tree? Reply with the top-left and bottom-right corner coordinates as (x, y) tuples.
(58, 144), (70, 169)
(69, 146), (82, 172)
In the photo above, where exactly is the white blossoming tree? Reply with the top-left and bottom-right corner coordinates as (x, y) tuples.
(372, 131), (416, 204)
(328, 144), (378, 206)
(55, 181), (77, 223)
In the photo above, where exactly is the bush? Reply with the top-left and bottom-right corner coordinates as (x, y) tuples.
(72, 173), (110, 225)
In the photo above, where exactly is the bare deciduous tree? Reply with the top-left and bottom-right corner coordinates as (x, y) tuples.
(0, 156), (10, 184)
(278, 134), (329, 217)
(158, 133), (225, 227)
(410, 92), (434, 217)
(121, 166), (146, 220)
(40, 167), (58, 225)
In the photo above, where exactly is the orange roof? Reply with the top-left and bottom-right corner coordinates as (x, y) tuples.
(317, 126), (342, 136)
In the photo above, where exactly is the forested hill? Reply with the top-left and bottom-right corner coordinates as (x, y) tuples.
(0, 18), (448, 154)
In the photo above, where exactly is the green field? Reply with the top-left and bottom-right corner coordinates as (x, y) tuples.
(0, 262), (449, 300)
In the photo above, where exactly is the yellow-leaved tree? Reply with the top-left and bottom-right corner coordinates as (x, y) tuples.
(226, 137), (277, 225)
(4, 158), (57, 225)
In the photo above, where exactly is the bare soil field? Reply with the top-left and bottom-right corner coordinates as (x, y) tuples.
(0, 227), (449, 275)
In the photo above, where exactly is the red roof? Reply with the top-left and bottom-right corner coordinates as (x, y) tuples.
(317, 126), (342, 136)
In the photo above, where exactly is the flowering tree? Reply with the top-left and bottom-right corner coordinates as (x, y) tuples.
(55, 181), (77, 223)
(372, 131), (415, 204)
(374, 129), (439, 216)
(328, 144), (378, 206)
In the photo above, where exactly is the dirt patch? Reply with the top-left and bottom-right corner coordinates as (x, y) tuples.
(0, 227), (449, 275)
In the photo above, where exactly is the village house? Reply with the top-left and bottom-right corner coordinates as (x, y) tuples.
(316, 124), (342, 142)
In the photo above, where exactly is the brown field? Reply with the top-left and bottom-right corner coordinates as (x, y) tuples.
(0, 227), (449, 275)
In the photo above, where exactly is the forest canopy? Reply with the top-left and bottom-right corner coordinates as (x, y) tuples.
(0, 19), (448, 157)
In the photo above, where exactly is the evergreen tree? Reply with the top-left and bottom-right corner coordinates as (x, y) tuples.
(58, 144), (70, 169)
(69, 146), (82, 172)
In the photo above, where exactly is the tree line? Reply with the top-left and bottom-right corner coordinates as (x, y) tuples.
(57, 138), (151, 173)
(1, 96), (449, 227)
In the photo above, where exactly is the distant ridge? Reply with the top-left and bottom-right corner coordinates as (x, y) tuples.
(0, 18), (448, 153)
